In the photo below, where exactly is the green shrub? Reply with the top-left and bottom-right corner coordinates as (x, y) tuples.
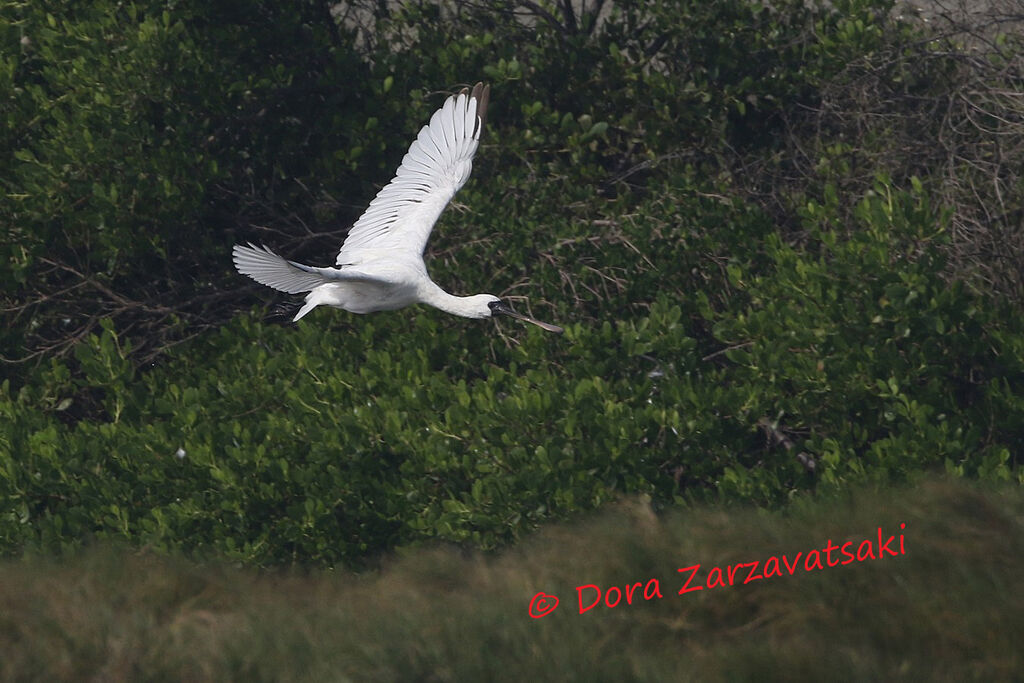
(1, 1), (384, 359)
(2, 0), (1021, 568)
(2, 176), (1021, 567)
(2, 0), (921, 366)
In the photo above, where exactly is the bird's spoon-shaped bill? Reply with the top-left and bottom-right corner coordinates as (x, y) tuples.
(490, 301), (564, 334)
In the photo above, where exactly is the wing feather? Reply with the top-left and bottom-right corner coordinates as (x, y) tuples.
(335, 83), (490, 266)
(232, 243), (329, 293)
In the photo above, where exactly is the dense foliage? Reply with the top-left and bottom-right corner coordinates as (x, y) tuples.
(2, 0), (1022, 567)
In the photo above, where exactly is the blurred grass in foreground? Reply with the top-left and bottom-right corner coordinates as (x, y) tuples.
(1, 476), (1021, 682)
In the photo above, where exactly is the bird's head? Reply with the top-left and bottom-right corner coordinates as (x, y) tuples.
(481, 296), (563, 333)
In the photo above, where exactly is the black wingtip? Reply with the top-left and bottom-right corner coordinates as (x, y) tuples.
(472, 82), (490, 133)
(459, 82), (490, 136)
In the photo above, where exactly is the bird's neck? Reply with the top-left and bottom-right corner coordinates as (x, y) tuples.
(418, 283), (484, 319)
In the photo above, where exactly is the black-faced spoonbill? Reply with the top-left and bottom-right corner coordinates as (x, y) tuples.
(232, 83), (563, 334)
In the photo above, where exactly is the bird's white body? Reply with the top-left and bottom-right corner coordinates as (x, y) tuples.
(232, 83), (562, 333)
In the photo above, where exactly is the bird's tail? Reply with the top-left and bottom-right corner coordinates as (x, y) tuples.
(232, 243), (328, 295)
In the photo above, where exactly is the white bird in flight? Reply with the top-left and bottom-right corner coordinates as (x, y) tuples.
(232, 82), (563, 333)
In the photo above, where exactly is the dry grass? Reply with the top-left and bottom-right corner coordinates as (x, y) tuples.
(1, 476), (1022, 681)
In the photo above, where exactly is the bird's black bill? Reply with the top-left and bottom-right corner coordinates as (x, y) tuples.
(489, 301), (564, 334)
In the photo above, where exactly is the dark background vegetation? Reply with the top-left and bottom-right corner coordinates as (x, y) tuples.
(2, 0), (1023, 678)
(2, 0), (1022, 564)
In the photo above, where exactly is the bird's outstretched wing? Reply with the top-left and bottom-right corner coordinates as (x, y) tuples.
(335, 82), (490, 266)
(233, 242), (377, 293)
(233, 243), (328, 293)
